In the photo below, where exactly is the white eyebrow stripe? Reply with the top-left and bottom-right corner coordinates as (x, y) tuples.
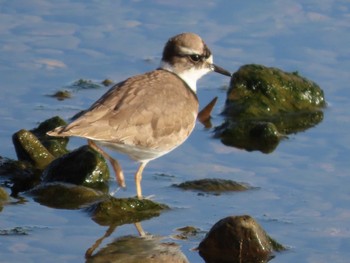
(178, 46), (200, 55)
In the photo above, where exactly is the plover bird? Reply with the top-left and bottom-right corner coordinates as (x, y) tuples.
(47, 32), (231, 199)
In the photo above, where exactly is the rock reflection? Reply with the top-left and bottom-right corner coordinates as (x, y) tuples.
(86, 196), (168, 227)
(85, 224), (189, 263)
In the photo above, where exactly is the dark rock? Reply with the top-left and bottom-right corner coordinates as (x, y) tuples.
(198, 215), (285, 263)
(42, 145), (109, 186)
(0, 156), (40, 196)
(28, 182), (103, 209)
(86, 235), (189, 263)
(174, 179), (251, 194)
(87, 196), (168, 226)
(12, 129), (55, 170)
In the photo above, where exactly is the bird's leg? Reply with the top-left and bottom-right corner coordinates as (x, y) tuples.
(135, 161), (148, 199)
(88, 140), (126, 188)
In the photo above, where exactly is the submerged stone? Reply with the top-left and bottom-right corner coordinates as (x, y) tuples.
(70, 79), (104, 90)
(28, 182), (103, 209)
(198, 215), (285, 263)
(0, 226), (30, 236)
(174, 179), (251, 194)
(12, 129), (55, 170)
(87, 196), (168, 226)
(42, 145), (109, 186)
(173, 226), (203, 241)
(48, 90), (72, 101)
(86, 235), (189, 263)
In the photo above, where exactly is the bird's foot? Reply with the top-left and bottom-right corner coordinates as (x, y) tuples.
(109, 187), (122, 196)
(143, 194), (156, 200)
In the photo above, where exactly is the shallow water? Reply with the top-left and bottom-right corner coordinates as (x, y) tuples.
(1, 1), (350, 262)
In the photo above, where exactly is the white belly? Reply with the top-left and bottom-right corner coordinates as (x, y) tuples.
(95, 141), (174, 162)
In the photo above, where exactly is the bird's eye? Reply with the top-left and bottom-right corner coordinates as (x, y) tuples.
(189, 54), (201, 62)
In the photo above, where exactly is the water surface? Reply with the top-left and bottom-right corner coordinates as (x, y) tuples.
(1, 1), (350, 262)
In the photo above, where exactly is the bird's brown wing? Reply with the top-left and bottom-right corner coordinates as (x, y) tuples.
(48, 70), (199, 151)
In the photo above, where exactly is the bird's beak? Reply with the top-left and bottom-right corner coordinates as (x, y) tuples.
(211, 64), (232, 77)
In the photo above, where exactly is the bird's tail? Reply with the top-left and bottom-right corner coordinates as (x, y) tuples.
(46, 126), (69, 137)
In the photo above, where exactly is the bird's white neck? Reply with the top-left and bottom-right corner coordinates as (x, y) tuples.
(160, 61), (210, 93)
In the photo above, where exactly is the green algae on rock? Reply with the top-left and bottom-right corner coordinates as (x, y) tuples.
(87, 196), (169, 226)
(11, 116), (69, 171)
(42, 145), (109, 186)
(225, 64), (326, 118)
(31, 116), (69, 157)
(216, 64), (326, 152)
(198, 215), (285, 263)
(174, 179), (252, 194)
(12, 129), (55, 170)
(48, 90), (72, 101)
(101, 78), (114, 86)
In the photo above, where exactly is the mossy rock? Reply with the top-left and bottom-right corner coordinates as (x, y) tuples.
(198, 215), (285, 263)
(48, 90), (72, 101)
(42, 145), (109, 187)
(31, 116), (69, 157)
(28, 182), (103, 209)
(217, 64), (326, 153)
(225, 64), (326, 118)
(174, 179), (252, 193)
(12, 116), (70, 170)
(101, 79), (114, 86)
(87, 196), (169, 226)
(12, 129), (55, 170)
